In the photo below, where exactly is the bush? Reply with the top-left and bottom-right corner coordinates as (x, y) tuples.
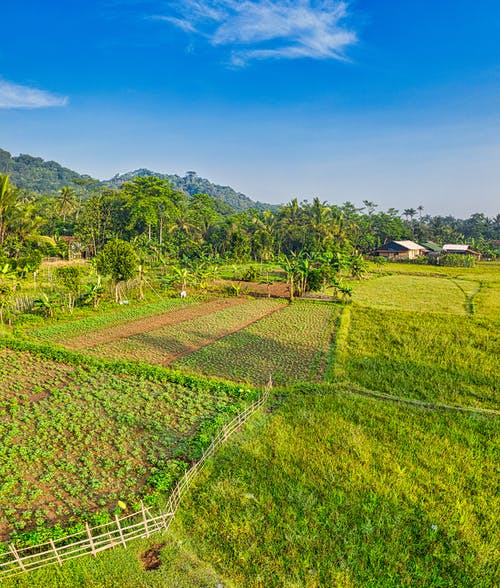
(241, 265), (260, 281)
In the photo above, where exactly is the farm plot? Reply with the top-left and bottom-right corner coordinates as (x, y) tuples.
(336, 306), (500, 409)
(173, 301), (339, 385)
(62, 297), (250, 351)
(84, 298), (286, 365)
(352, 274), (471, 314)
(0, 347), (252, 542)
(28, 297), (201, 344)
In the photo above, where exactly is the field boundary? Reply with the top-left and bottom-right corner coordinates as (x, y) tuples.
(335, 383), (500, 417)
(0, 379), (273, 581)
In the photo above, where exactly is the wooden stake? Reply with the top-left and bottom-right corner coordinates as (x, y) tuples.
(115, 514), (126, 548)
(9, 544), (25, 572)
(86, 521), (96, 557)
(50, 538), (62, 566)
(141, 501), (149, 538)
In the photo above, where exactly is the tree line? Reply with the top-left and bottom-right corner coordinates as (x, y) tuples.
(1, 173), (499, 272)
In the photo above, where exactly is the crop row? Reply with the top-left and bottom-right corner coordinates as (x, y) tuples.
(174, 301), (340, 385)
(27, 297), (201, 343)
(84, 298), (286, 365)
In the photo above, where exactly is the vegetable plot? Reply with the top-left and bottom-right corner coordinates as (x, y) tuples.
(174, 301), (339, 385)
(84, 298), (286, 365)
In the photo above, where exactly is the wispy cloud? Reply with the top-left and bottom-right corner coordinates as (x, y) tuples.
(0, 79), (68, 109)
(157, 0), (357, 66)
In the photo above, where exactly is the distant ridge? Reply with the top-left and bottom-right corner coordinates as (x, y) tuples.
(105, 168), (271, 211)
(0, 148), (272, 212)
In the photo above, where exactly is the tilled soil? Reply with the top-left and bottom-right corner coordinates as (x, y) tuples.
(63, 298), (247, 350)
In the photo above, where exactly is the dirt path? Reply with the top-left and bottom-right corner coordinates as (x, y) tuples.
(165, 302), (285, 366)
(63, 298), (248, 350)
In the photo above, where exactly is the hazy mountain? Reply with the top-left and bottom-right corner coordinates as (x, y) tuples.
(0, 148), (272, 212)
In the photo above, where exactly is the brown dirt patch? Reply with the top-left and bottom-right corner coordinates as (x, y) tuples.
(63, 298), (247, 350)
(215, 279), (290, 299)
(140, 543), (165, 571)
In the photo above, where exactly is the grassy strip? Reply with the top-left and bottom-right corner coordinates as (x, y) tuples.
(310, 382), (500, 418)
(324, 304), (351, 382)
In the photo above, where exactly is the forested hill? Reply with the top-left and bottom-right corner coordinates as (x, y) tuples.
(105, 169), (271, 211)
(0, 148), (271, 212)
(0, 148), (90, 193)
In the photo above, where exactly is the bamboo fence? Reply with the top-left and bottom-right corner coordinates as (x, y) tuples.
(0, 379), (272, 581)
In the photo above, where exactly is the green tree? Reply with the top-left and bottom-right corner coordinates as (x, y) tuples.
(57, 186), (77, 224)
(0, 174), (17, 245)
(55, 266), (82, 313)
(95, 239), (138, 302)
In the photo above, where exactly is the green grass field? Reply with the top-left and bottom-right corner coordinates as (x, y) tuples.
(332, 306), (499, 409)
(8, 389), (497, 588)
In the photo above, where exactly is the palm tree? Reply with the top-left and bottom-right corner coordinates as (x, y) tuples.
(57, 186), (78, 224)
(0, 174), (17, 245)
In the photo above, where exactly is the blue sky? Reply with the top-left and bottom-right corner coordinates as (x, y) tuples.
(1, 1), (499, 216)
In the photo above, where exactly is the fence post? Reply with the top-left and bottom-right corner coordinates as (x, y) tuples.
(115, 514), (126, 548)
(49, 538), (62, 566)
(9, 544), (26, 572)
(141, 501), (150, 538)
(85, 522), (97, 557)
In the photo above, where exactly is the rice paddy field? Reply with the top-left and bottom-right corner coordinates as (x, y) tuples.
(1, 261), (499, 587)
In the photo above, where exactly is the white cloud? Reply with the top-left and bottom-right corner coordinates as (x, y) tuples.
(159, 0), (357, 65)
(0, 80), (68, 109)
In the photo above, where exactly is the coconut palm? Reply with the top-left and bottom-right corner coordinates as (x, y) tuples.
(0, 174), (17, 245)
(57, 187), (78, 223)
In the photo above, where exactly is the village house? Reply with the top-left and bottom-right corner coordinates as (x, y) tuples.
(374, 240), (426, 260)
(442, 244), (481, 259)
